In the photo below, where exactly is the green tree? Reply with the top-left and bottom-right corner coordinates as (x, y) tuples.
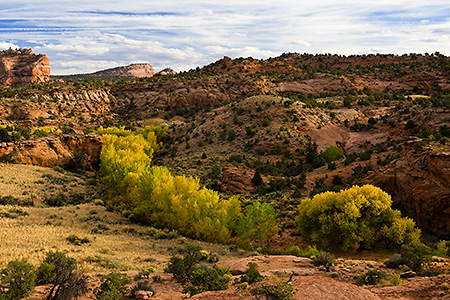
(239, 262), (264, 284)
(296, 185), (421, 250)
(235, 201), (279, 245)
(95, 272), (132, 300)
(320, 145), (344, 163)
(252, 281), (294, 300)
(305, 140), (319, 164)
(252, 172), (263, 186)
(401, 241), (433, 272)
(165, 245), (229, 296)
(182, 266), (230, 296)
(0, 259), (36, 300)
(39, 251), (88, 300)
(165, 245), (204, 283)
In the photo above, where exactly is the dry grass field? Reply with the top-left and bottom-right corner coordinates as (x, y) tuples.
(0, 164), (238, 274)
(0, 162), (90, 203)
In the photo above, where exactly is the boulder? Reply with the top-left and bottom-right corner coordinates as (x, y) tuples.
(372, 274), (450, 300)
(291, 276), (382, 300)
(221, 166), (256, 193)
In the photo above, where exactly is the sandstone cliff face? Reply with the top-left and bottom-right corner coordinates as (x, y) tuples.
(92, 63), (156, 77)
(0, 135), (102, 170)
(0, 48), (50, 85)
(361, 149), (450, 236)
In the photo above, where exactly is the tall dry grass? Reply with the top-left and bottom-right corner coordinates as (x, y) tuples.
(0, 203), (232, 273)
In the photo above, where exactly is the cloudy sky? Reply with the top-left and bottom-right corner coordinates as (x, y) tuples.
(0, 0), (449, 75)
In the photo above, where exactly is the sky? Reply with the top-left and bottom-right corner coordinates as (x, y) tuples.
(0, 0), (449, 75)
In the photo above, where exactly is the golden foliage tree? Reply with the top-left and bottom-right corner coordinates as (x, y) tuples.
(296, 185), (421, 250)
(98, 127), (241, 243)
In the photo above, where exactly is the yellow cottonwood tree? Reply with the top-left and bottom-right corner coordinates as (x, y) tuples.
(99, 127), (242, 243)
(296, 185), (421, 250)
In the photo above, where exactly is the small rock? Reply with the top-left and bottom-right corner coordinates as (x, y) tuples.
(135, 290), (154, 299)
(341, 268), (351, 273)
(400, 271), (416, 278)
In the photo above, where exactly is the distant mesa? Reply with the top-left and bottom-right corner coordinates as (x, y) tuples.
(91, 63), (176, 78)
(0, 48), (50, 85)
(91, 63), (156, 78)
(157, 67), (177, 76)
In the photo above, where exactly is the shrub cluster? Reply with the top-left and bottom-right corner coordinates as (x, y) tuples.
(238, 262), (264, 284)
(356, 270), (386, 286)
(66, 234), (91, 246)
(283, 245), (320, 258)
(251, 281), (294, 300)
(165, 245), (230, 296)
(0, 260), (36, 300)
(95, 272), (132, 300)
(312, 251), (335, 272)
(0, 125), (31, 142)
(0, 251), (90, 300)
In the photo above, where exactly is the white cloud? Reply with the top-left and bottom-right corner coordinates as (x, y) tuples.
(293, 40), (311, 47)
(0, 0), (448, 74)
(0, 42), (20, 49)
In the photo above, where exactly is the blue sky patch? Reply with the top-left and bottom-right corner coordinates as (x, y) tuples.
(73, 11), (184, 16)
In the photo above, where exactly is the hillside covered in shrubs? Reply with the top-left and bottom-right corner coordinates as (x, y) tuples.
(0, 51), (450, 299)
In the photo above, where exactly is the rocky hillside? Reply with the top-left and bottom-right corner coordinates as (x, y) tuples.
(0, 48), (50, 85)
(153, 93), (450, 236)
(1, 51), (450, 300)
(102, 53), (450, 122)
(1, 52), (450, 237)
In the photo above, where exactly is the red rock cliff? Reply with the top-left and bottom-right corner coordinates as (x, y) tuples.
(0, 48), (50, 85)
(0, 134), (102, 170)
(361, 149), (450, 237)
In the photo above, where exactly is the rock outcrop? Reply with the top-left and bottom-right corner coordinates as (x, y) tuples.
(218, 255), (320, 277)
(0, 48), (50, 85)
(198, 256), (383, 300)
(221, 166), (256, 193)
(0, 134), (102, 170)
(361, 148), (450, 236)
(372, 274), (450, 300)
(92, 63), (157, 78)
